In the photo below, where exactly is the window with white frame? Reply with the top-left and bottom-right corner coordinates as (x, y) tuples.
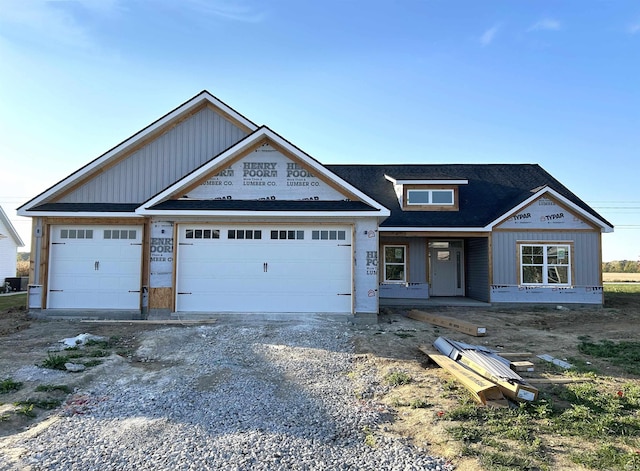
(406, 189), (454, 205)
(519, 243), (572, 285)
(383, 245), (406, 283)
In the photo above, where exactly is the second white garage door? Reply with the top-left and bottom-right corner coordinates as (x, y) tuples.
(176, 225), (352, 313)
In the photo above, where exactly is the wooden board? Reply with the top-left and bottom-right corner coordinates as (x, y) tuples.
(425, 351), (508, 407)
(510, 361), (535, 373)
(408, 310), (486, 337)
(457, 355), (539, 402)
(81, 319), (217, 325)
(526, 377), (592, 384)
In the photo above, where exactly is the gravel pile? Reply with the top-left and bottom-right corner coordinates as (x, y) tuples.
(1, 316), (453, 471)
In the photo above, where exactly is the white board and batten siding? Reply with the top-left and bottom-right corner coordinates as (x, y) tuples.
(48, 225), (143, 309)
(175, 224), (353, 313)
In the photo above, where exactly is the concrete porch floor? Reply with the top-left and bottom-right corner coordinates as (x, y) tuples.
(379, 296), (490, 308)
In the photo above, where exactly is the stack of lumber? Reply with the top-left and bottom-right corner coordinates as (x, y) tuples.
(425, 336), (539, 405)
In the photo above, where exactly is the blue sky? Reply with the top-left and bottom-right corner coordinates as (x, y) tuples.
(0, 0), (638, 261)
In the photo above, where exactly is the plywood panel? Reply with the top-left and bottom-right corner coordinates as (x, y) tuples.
(149, 287), (173, 309)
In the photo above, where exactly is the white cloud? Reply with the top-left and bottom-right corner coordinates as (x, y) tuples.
(169, 0), (265, 23)
(0, 0), (119, 51)
(629, 22), (640, 35)
(480, 25), (500, 46)
(528, 18), (561, 32)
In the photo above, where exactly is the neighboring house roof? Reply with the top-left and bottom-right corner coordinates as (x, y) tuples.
(0, 206), (25, 247)
(327, 164), (613, 231)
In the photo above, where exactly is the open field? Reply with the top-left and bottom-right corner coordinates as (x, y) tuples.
(1, 287), (640, 470)
(603, 272), (640, 283)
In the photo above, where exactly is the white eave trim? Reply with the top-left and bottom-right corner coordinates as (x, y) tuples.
(138, 210), (387, 218)
(139, 127), (391, 215)
(486, 186), (614, 233)
(384, 175), (468, 185)
(380, 227), (487, 233)
(18, 92), (258, 214)
(20, 212), (144, 218)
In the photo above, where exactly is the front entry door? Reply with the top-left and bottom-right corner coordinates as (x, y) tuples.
(430, 245), (464, 296)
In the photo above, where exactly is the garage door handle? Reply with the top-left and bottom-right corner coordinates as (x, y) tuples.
(264, 262), (268, 272)
(128, 290), (141, 293)
(337, 293), (351, 296)
(94, 261), (99, 271)
(178, 292), (192, 295)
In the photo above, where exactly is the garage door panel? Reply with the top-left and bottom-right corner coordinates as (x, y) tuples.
(176, 225), (352, 313)
(48, 225), (142, 310)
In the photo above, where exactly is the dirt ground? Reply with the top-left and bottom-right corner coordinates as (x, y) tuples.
(1, 301), (639, 470)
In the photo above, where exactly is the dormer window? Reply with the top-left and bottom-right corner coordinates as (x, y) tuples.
(385, 175), (467, 212)
(407, 189), (454, 206)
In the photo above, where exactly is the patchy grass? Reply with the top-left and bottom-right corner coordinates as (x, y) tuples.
(40, 352), (70, 370)
(15, 399), (62, 410)
(0, 293), (26, 312)
(0, 378), (23, 394)
(384, 370), (413, 387)
(436, 374), (640, 471)
(15, 404), (36, 418)
(604, 283), (640, 308)
(578, 339), (640, 376)
(35, 384), (72, 394)
(393, 332), (416, 339)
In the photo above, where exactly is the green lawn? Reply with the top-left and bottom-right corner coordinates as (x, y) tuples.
(0, 293), (27, 312)
(604, 283), (640, 309)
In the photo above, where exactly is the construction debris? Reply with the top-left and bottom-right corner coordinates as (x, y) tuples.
(407, 310), (487, 337)
(424, 350), (509, 407)
(431, 336), (539, 402)
(510, 361), (535, 373)
(537, 354), (573, 369)
(526, 377), (592, 384)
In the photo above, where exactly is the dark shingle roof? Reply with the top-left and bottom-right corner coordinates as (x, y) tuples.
(326, 164), (611, 228)
(32, 203), (139, 212)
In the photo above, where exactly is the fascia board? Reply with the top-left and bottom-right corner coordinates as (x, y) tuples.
(138, 210), (386, 218)
(18, 92), (258, 213)
(21, 212), (144, 219)
(486, 187), (614, 233)
(0, 207), (24, 246)
(139, 127), (391, 215)
(383, 175), (468, 185)
(380, 227), (487, 233)
(397, 179), (469, 185)
(200, 91), (258, 130)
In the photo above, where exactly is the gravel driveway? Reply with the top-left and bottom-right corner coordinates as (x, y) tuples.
(0, 315), (452, 470)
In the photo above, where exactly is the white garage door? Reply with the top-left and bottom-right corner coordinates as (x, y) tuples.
(48, 225), (143, 309)
(176, 225), (352, 313)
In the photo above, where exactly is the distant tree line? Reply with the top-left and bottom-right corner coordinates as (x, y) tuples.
(602, 260), (640, 273)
